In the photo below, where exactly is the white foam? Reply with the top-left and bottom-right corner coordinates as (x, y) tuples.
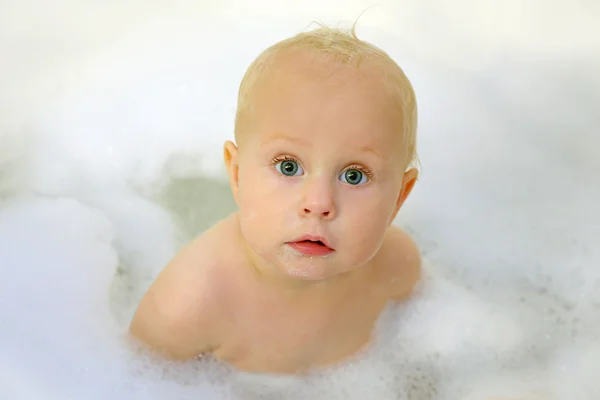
(1, 1), (599, 399)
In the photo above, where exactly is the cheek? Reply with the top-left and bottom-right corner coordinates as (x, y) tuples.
(343, 187), (394, 224)
(237, 168), (293, 228)
(237, 173), (299, 258)
(340, 190), (394, 248)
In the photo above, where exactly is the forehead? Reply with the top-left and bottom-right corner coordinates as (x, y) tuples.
(250, 51), (403, 152)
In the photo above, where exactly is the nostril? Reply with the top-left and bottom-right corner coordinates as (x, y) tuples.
(302, 208), (331, 217)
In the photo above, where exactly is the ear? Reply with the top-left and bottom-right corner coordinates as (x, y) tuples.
(389, 168), (418, 224)
(223, 140), (240, 204)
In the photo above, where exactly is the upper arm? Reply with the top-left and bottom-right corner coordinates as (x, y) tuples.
(380, 226), (422, 300)
(129, 237), (221, 359)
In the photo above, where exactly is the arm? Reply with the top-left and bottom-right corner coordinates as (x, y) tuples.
(381, 225), (422, 300)
(129, 238), (221, 359)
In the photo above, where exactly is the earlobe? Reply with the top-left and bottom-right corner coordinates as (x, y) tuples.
(390, 168), (418, 224)
(223, 140), (240, 202)
(399, 168), (418, 205)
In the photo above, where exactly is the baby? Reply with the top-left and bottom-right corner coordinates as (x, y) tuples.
(129, 25), (422, 374)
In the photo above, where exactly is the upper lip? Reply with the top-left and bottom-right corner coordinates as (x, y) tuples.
(289, 234), (334, 250)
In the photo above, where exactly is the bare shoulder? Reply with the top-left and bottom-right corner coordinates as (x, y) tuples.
(129, 214), (238, 359)
(375, 225), (422, 300)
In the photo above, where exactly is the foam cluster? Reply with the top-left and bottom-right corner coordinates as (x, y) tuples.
(1, 2), (599, 399)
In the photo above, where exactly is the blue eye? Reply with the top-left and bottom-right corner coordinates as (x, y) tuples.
(275, 159), (304, 176)
(340, 169), (368, 185)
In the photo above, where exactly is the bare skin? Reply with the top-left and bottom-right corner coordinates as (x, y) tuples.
(130, 213), (420, 373)
(130, 49), (422, 374)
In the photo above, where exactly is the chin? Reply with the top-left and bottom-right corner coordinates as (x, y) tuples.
(282, 264), (328, 281)
(280, 259), (353, 282)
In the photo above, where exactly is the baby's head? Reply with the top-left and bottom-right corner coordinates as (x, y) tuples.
(224, 25), (419, 282)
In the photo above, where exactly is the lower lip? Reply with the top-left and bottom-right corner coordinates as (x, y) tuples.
(287, 241), (335, 256)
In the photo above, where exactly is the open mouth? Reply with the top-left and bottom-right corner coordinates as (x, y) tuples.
(299, 239), (326, 247)
(287, 237), (334, 256)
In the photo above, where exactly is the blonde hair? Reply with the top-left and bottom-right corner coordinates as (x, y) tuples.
(234, 23), (419, 170)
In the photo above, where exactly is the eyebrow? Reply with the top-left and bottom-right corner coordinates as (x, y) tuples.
(262, 133), (383, 160)
(261, 134), (310, 147)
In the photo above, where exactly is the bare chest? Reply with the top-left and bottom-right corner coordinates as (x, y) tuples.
(213, 286), (388, 373)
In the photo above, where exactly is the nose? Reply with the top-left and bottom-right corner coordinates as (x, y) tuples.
(299, 177), (336, 219)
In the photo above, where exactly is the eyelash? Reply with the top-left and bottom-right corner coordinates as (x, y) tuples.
(270, 155), (374, 179)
